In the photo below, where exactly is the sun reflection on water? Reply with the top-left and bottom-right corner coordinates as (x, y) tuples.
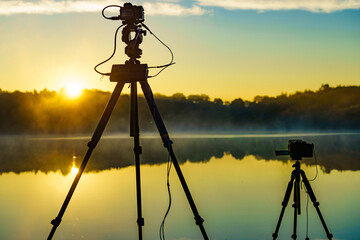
(71, 156), (79, 175)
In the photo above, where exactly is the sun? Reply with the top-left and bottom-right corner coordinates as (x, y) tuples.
(71, 164), (79, 175)
(65, 82), (83, 98)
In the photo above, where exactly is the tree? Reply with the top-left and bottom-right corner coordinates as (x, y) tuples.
(171, 93), (186, 101)
(214, 98), (223, 105)
(187, 94), (210, 103)
(230, 98), (245, 109)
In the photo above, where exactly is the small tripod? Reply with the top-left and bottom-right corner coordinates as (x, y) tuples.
(272, 158), (333, 240)
(47, 19), (208, 240)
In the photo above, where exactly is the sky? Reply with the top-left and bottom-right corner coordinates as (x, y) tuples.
(0, 0), (359, 101)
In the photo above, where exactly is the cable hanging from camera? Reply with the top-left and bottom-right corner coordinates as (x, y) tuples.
(304, 149), (319, 240)
(141, 23), (175, 78)
(94, 24), (124, 76)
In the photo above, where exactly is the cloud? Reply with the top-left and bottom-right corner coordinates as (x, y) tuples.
(195, 0), (360, 13)
(0, 0), (106, 15)
(143, 2), (207, 16)
(0, 0), (207, 16)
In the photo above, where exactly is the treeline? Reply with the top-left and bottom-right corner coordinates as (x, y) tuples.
(0, 84), (359, 134)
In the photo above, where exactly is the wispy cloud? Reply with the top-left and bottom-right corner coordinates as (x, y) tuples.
(0, 0), (207, 16)
(0, 0), (106, 15)
(143, 2), (207, 16)
(196, 0), (360, 13)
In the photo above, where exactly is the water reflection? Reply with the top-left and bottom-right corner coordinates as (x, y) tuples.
(70, 157), (79, 175)
(1, 133), (359, 175)
(0, 154), (359, 239)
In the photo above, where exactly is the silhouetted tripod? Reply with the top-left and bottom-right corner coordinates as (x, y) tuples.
(47, 10), (208, 240)
(272, 157), (333, 240)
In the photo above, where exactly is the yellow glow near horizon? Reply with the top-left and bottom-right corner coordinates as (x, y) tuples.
(65, 81), (83, 98)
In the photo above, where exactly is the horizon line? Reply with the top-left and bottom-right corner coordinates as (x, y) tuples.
(1, 84), (359, 102)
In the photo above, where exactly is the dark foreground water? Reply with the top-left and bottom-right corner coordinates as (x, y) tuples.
(0, 133), (359, 240)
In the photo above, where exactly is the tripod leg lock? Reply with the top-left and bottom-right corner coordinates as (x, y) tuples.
(87, 140), (98, 149)
(137, 217), (144, 226)
(133, 146), (142, 155)
(163, 138), (173, 149)
(194, 216), (204, 226)
(51, 217), (62, 227)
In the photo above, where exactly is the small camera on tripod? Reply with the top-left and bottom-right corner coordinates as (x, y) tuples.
(119, 2), (144, 24)
(275, 139), (314, 160)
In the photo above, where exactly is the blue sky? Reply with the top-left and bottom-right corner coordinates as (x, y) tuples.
(0, 0), (359, 100)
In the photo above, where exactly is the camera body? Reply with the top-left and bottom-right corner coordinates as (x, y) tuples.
(288, 140), (313, 159)
(120, 3), (144, 24)
(275, 139), (314, 160)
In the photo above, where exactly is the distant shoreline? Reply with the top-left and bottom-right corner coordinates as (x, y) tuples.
(1, 85), (359, 134)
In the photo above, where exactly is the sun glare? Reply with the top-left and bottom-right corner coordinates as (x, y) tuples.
(71, 165), (79, 175)
(71, 156), (79, 175)
(65, 82), (83, 98)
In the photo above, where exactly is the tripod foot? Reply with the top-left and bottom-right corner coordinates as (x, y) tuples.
(272, 233), (278, 239)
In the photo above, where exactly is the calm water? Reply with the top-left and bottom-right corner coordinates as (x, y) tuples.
(0, 133), (359, 240)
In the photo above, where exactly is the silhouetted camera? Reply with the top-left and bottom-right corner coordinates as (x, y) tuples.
(275, 139), (314, 160)
(120, 2), (144, 24)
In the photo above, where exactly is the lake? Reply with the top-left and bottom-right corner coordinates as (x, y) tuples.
(0, 133), (359, 240)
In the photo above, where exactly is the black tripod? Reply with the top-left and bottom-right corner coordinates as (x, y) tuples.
(272, 159), (333, 240)
(47, 21), (208, 240)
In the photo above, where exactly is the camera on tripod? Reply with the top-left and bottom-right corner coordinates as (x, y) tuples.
(119, 2), (144, 24)
(272, 139), (334, 240)
(275, 139), (314, 160)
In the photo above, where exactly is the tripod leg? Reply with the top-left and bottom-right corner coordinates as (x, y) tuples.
(140, 80), (209, 240)
(300, 170), (333, 240)
(130, 82), (144, 240)
(47, 82), (125, 240)
(273, 172), (295, 240)
(292, 172), (300, 240)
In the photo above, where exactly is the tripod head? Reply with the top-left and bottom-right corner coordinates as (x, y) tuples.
(122, 23), (146, 63)
(110, 22), (148, 83)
